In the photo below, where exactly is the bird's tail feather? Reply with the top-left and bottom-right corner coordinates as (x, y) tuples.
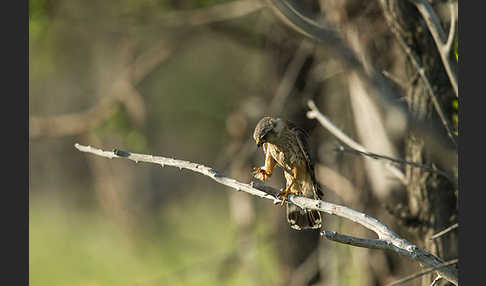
(286, 204), (322, 230)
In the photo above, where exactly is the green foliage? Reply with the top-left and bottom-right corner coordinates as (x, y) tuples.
(29, 0), (57, 78)
(93, 104), (148, 152)
(30, 194), (278, 286)
(29, 0), (50, 41)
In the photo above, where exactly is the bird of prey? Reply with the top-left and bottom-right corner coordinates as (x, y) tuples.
(251, 116), (323, 230)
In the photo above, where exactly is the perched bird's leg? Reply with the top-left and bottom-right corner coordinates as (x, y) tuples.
(252, 144), (276, 181)
(277, 167), (300, 206)
(277, 180), (295, 206)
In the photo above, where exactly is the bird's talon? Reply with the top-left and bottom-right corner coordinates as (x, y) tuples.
(251, 167), (269, 181)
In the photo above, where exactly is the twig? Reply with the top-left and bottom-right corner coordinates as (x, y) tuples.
(430, 275), (442, 286)
(306, 100), (407, 184)
(430, 223), (458, 240)
(409, 0), (458, 97)
(386, 259), (457, 286)
(74, 143), (458, 285)
(337, 144), (456, 184)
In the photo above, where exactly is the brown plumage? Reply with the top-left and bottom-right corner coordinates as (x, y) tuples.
(251, 116), (323, 230)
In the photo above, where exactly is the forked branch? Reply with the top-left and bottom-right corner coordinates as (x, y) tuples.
(74, 143), (458, 285)
(409, 0), (458, 97)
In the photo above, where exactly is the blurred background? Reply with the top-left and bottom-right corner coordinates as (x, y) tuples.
(29, 0), (458, 285)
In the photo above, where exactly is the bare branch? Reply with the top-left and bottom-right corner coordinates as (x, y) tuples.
(386, 259), (457, 286)
(322, 231), (401, 251)
(430, 275), (442, 286)
(75, 143), (277, 201)
(444, 2), (457, 54)
(74, 143), (458, 285)
(306, 100), (407, 184)
(409, 0), (458, 97)
(30, 39), (174, 139)
(430, 223), (458, 240)
(337, 145), (456, 185)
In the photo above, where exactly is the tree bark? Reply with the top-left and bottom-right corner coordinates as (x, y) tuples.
(379, 1), (458, 284)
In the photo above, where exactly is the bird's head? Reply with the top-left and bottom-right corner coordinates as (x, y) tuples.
(253, 116), (285, 147)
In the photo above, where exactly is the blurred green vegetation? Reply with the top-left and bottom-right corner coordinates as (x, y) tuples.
(93, 105), (149, 153)
(30, 192), (279, 286)
(29, 0), (276, 285)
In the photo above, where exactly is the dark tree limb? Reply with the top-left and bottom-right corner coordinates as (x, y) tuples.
(336, 144), (456, 185)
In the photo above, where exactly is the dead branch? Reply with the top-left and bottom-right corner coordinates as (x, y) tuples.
(429, 223), (458, 240)
(336, 144), (456, 185)
(74, 143), (458, 285)
(409, 0), (458, 97)
(30, 39), (174, 139)
(430, 275), (442, 286)
(306, 100), (407, 184)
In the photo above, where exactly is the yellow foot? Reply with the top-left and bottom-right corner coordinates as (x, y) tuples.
(277, 182), (299, 206)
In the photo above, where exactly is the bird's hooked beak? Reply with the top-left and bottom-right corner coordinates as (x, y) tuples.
(256, 139), (263, 148)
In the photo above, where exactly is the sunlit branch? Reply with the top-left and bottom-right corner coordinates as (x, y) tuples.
(74, 143), (458, 285)
(430, 223), (458, 240)
(306, 100), (407, 184)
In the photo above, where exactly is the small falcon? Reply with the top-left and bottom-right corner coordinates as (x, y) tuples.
(251, 116), (323, 230)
